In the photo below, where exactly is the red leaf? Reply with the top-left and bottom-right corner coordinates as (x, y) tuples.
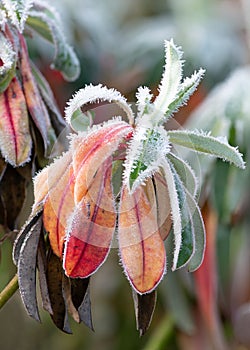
(0, 77), (31, 166)
(72, 121), (132, 203)
(119, 183), (166, 294)
(43, 163), (75, 257)
(63, 158), (116, 278)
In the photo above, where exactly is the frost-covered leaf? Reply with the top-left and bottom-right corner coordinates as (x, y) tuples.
(17, 215), (42, 322)
(118, 184), (166, 294)
(0, 32), (16, 93)
(153, 39), (183, 118)
(43, 161), (74, 257)
(72, 120), (132, 203)
(167, 152), (198, 197)
(165, 69), (205, 119)
(136, 86), (153, 117)
(186, 191), (206, 272)
(2, 0), (34, 32)
(124, 125), (170, 193)
(0, 76), (32, 166)
(133, 290), (157, 336)
(19, 35), (56, 156)
(168, 129), (245, 169)
(46, 252), (72, 333)
(63, 158), (116, 278)
(27, 2), (80, 81)
(65, 84), (134, 129)
(161, 158), (182, 270)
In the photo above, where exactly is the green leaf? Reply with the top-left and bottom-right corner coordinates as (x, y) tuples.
(2, 0), (34, 32)
(168, 129), (245, 169)
(170, 163), (194, 270)
(186, 191), (206, 272)
(0, 33), (16, 93)
(27, 5), (80, 81)
(167, 152), (198, 196)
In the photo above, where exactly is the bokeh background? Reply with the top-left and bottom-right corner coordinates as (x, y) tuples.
(1, 0), (250, 349)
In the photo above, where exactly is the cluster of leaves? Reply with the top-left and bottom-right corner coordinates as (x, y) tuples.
(0, 0), (79, 232)
(13, 40), (245, 334)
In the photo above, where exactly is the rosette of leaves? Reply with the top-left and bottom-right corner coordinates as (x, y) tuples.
(13, 40), (245, 335)
(0, 0), (80, 232)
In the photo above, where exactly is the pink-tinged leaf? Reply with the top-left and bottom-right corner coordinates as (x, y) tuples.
(118, 184), (166, 294)
(33, 150), (72, 211)
(63, 158), (116, 278)
(72, 120), (132, 203)
(43, 164), (75, 257)
(0, 77), (32, 166)
(19, 34), (56, 155)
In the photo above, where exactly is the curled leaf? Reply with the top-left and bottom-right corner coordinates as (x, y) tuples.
(27, 2), (80, 81)
(0, 77), (32, 166)
(119, 184), (166, 294)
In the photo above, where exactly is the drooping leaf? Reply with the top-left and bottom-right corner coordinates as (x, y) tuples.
(46, 251), (72, 333)
(37, 234), (53, 314)
(167, 152), (198, 197)
(70, 277), (93, 329)
(63, 158), (116, 278)
(65, 84), (134, 128)
(0, 77), (32, 166)
(17, 215), (42, 322)
(2, 0), (34, 33)
(13, 209), (42, 264)
(43, 162), (75, 257)
(19, 34), (56, 156)
(186, 191), (206, 272)
(132, 289), (157, 336)
(168, 129), (245, 169)
(72, 120), (132, 203)
(27, 2), (80, 81)
(118, 184), (166, 294)
(0, 32), (16, 93)
(33, 150), (72, 211)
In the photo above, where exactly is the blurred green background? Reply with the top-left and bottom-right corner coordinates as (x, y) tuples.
(1, 0), (250, 349)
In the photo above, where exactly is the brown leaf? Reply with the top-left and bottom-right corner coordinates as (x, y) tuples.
(133, 290), (157, 336)
(46, 252), (72, 333)
(17, 215), (42, 322)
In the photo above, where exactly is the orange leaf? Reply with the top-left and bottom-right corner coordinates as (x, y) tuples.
(0, 77), (32, 166)
(63, 158), (116, 278)
(119, 183), (166, 294)
(43, 163), (75, 257)
(72, 121), (132, 203)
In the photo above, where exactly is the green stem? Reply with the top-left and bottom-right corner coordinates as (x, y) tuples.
(0, 274), (19, 309)
(143, 315), (175, 350)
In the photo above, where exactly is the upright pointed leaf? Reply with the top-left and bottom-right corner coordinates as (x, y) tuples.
(17, 215), (42, 322)
(119, 184), (166, 294)
(27, 2), (80, 81)
(63, 158), (116, 278)
(168, 130), (245, 169)
(133, 290), (157, 336)
(0, 77), (32, 166)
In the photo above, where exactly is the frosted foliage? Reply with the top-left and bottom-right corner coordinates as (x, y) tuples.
(0, 36), (16, 72)
(2, 0), (34, 32)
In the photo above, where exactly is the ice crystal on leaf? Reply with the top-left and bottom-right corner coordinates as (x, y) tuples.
(14, 39), (245, 335)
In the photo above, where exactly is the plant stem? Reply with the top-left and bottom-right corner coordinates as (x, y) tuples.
(0, 274), (19, 309)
